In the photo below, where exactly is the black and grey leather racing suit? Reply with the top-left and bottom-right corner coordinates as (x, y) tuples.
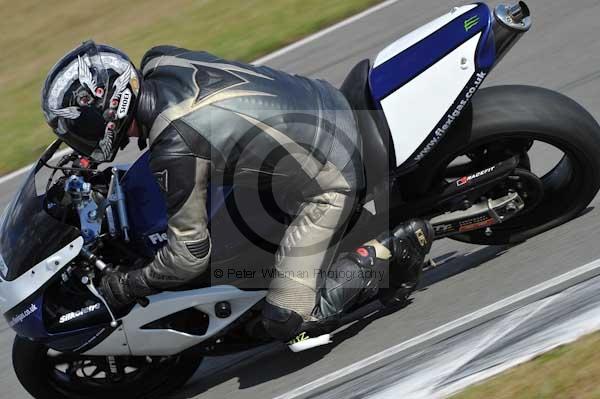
(135, 46), (365, 338)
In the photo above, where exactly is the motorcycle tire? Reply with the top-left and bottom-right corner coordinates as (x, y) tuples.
(448, 85), (600, 245)
(12, 335), (202, 399)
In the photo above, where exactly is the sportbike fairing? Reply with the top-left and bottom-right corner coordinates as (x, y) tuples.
(0, 147), (266, 355)
(0, 153), (113, 351)
(369, 3), (508, 171)
(0, 167), (80, 282)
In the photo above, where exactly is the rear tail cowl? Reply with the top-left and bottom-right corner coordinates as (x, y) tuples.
(368, 2), (533, 170)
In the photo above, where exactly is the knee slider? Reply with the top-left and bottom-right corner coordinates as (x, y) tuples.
(262, 302), (303, 341)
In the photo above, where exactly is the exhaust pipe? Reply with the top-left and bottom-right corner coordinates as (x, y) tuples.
(492, 1), (532, 63)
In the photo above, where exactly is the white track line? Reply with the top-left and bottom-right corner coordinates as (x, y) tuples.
(275, 257), (600, 399)
(0, 148), (72, 185)
(0, 0), (401, 187)
(253, 0), (401, 65)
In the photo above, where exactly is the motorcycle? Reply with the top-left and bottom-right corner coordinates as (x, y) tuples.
(3, 2), (600, 398)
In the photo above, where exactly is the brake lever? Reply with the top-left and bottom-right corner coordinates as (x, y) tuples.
(83, 278), (119, 328)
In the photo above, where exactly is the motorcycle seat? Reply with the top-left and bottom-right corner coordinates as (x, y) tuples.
(340, 59), (394, 192)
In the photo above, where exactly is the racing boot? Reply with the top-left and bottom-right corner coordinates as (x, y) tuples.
(379, 219), (434, 306)
(287, 219), (434, 352)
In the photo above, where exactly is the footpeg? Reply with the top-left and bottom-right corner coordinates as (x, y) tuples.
(431, 192), (525, 238)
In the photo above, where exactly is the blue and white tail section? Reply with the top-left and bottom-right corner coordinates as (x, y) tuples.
(369, 3), (496, 170)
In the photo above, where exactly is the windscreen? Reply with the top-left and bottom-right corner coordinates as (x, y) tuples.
(0, 164), (80, 281)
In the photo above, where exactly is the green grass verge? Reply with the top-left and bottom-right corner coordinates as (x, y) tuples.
(452, 331), (600, 399)
(0, 0), (381, 174)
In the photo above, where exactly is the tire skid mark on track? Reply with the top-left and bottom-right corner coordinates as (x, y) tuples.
(559, 69), (600, 93)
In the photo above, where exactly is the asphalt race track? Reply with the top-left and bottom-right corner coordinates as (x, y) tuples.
(2, 1), (600, 397)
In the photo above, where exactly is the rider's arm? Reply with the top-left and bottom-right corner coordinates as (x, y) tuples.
(143, 121), (212, 288)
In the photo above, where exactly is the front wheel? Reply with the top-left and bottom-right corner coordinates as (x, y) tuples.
(447, 85), (600, 245)
(12, 336), (202, 399)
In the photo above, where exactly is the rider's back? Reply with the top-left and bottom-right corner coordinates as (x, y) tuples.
(139, 46), (359, 195)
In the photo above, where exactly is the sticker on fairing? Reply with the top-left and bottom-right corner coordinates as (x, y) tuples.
(116, 89), (132, 119)
(59, 303), (101, 324)
(458, 216), (495, 233)
(456, 166), (496, 187)
(8, 304), (38, 328)
(0, 253), (7, 278)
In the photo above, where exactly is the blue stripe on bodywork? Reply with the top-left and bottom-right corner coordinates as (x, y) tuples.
(476, 6), (496, 71)
(369, 3), (494, 102)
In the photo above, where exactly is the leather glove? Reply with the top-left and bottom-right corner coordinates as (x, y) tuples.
(100, 269), (159, 309)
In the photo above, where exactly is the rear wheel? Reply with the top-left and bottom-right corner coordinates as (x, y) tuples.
(446, 86), (600, 245)
(12, 336), (202, 399)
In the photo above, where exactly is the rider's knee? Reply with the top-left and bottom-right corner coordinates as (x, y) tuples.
(262, 301), (303, 341)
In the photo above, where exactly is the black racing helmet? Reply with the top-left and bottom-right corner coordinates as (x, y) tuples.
(41, 41), (141, 162)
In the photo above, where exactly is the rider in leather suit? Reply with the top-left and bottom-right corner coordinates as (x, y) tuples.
(42, 42), (433, 350)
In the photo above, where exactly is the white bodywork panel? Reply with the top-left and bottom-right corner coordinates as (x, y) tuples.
(381, 33), (481, 166)
(374, 4), (478, 68)
(83, 326), (131, 356)
(86, 286), (267, 356)
(0, 237), (83, 313)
